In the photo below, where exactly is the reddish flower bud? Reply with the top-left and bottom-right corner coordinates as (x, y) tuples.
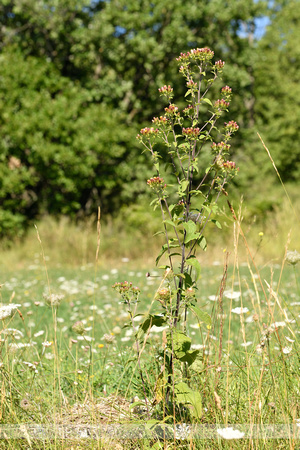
(224, 121), (239, 133)
(164, 104), (179, 115)
(215, 60), (225, 70)
(183, 127), (200, 138)
(147, 176), (166, 190)
(158, 85), (173, 94)
(214, 99), (230, 111)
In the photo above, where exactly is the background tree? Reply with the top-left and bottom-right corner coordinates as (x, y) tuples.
(2, 0), (297, 239)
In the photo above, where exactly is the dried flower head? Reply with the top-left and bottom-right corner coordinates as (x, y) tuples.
(20, 398), (32, 411)
(43, 293), (64, 307)
(72, 321), (86, 336)
(103, 333), (115, 345)
(286, 250), (300, 265)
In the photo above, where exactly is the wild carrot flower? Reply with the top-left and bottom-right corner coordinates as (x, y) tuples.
(0, 303), (21, 320)
(217, 427), (245, 439)
(286, 250), (300, 265)
(43, 293), (64, 307)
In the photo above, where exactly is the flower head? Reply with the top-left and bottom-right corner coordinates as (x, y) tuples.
(158, 85), (173, 95)
(217, 427), (245, 440)
(176, 47), (214, 64)
(214, 60), (225, 70)
(182, 127), (200, 138)
(103, 333), (115, 345)
(43, 293), (64, 307)
(0, 304), (21, 320)
(72, 321), (86, 336)
(147, 176), (166, 191)
(286, 250), (300, 265)
(224, 120), (239, 134)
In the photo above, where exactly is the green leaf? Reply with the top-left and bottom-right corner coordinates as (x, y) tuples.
(163, 219), (177, 228)
(178, 349), (199, 365)
(180, 180), (189, 192)
(138, 314), (166, 339)
(182, 221), (200, 244)
(199, 235), (207, 251)
(189, 305), (211, 327)
(211, 219), (222, 229)
(186, 256), (201, 281)
(174, 382), (202, 418)
(155, 239), (180, 265)
(167, 330), (191, 359)
(183, 271), (193, 289)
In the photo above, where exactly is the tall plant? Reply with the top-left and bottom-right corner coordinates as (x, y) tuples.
(114, 47), (239, 419)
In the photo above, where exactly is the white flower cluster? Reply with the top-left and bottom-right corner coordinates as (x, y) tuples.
(0, 304), (21, 320)
(217, 427), (245, 439)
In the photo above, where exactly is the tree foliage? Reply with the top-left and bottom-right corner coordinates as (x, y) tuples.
(0, 0), (298, 238)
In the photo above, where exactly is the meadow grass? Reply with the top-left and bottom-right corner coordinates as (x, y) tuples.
(0, 209), (299, 449)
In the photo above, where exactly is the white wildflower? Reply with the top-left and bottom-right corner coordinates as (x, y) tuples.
(217, 427), (245, 439)
(241, 341), (253, 347)
(2, 328), (24, 338)
(270, 321), (286, 329)
(282, 346), (292, 354)
(224, 290), (241, 300)
(23, 361), (38, 374)
(34, 330), (45, 337)
(0, 304), (21, 320)
(231, 307), (249, 315)
(286, 250), (300, 265)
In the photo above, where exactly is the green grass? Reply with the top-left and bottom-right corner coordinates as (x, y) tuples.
(1, 246), (299, 449)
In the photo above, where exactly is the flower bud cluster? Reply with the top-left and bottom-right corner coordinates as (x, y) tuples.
(158, 85), (173, 94)
(152, 116), (168, 125)
(211, 142), (231, 154)
(155, 287), (171, 306)
(138, 127), (159, 136)
(214, 60), (225, 70)
(164, 104), (179, 116)
(223, 160), (237, 170)
(224, 121), (239, 134)
(176, 47), (214, 63)
(214, 99), (230, 111)
(112, 281), (140, 295)
(183, 105), (194, 116)
(185, 287), (195, 299)
(182, 127), (200, 138)
(147, 176), (166, 190)
(221, 86), (232, 101)
(186, 78), (197, 88)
